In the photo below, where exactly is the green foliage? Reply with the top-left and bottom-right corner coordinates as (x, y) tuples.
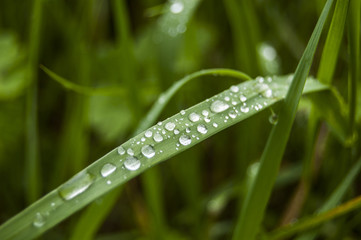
(0, 0), (360, 239)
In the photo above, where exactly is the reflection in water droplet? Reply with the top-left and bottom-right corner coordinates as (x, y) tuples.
(269, 114), (279, 125)
(117, 146), (125, 155)
(145, 130), (153, 138)
(59, 172), (95, 200)
(33, 212), (46, 228)
(188, 112), (200, 122)
(240, 95), (247, 102)
(141, 145), (155, 158)
(124, 156), (141, 171)
(170, 1), (184, 14)
(101, 163), (117, 177)
(230, 85), (239, 93)
(179, 135), (192, 146)
(210, 100), (229, 113)
(153, 133), (163, 142)
(165, 122), (176, 131)
(197, 124), (208, 134)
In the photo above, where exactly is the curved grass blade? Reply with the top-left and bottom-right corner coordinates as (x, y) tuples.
(71, 68), (251, 240)
(0, 74), (327, 240)
(40, 65), (127, 96)
(232, 0), (334, 239)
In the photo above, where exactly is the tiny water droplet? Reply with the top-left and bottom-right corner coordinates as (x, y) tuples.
(127, 148), (134, 156)
(202, 110), (209, 117)
(197, 124), (208, 134)
(240, 104), (249, 113)
(240, 95), (247, 102)
(256, 76), (265, 83)
(33, 213), (45, 228)
(106, 180), (112, 185)
(170, 1), (184, 14)
(165, 122), (175, 131)
(59, 171), (95, 200)
(141, 137), (146, 142)
(186, 128), (191, 133)
(266, 76), (273, 82)
(230, 85), (239, 93)
(117, 146), (125, 155)
(157, 121), (163, 126)
(124, 156), (141, 171)
(179, 135), (192, 146)
(174, 129), (180, 134)
(262, 89), (273, 98)
(153, 133), (163, 142)
(210, 100), (229, 113)
(180, 110), (186, 115)
(145, 130), (153, 138)
(213, 123), (218, 128)
(204, 117), (211, 123)
(224, 96), (230, 101)
(141, 145), (155, 158)
(269, 114), (278, 125)
(101, 163), (117, 177)
(188, 112), (200, 122)
(232, 101), (237, 105)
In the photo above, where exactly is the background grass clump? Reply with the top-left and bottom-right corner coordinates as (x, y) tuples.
(0, 0), (360, 239)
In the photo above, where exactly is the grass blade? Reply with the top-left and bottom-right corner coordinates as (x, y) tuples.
(232, 0), (334, 239)
(0, 74), (326, 240)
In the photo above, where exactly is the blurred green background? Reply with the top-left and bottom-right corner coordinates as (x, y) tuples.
(0, 0), (359, 239)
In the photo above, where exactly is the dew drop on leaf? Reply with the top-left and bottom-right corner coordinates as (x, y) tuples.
(197, 124), (208, 134)
(230, 85), (239, 93)
(58, 171), (95, 201)
(141, 145), (155, 158)
(188, 112), (200, 122)
(153, 133), (163, 142)
(145, 130), (153, 138)
(117, 146), (125, 155)
(124, 156), (141, 171)
(33, 212), (46, 228)
(127, 148), (134, 156)
(179, 135), (192, 146)
(210, 100), (229, 113)
(269, 114), (279, 125)
(165, 122), (176, 131)
(101, 163), (117, 177)
(240, 95), (247, 102)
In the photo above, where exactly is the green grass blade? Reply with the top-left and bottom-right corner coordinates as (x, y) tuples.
(25, 0), (43, 204)
(0, 74), (327, 240)
(232, 0), (334, 239)
(40, 65), (127, 96)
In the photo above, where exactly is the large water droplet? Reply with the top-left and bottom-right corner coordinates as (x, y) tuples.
(124, 156), (141, 171)
(101, 163), (117, 177)
(210, 100), (229, 113)
(188, 112), (200, 122)
(197, 124), (208, 134)
(170, 1), (184, 14)
(179, 135), (192, 146)
(165, 122), (175, 131)
(153, 133), (163, 142)
(59, 171), (95, 201)
(141, 145), (155, 158)
(33, 212), (46, 228)
(117, 146), (125, 155)
(145, 130), (153, 138)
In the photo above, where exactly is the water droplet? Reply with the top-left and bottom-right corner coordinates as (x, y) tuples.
(170, 1), (184, 14)
(202, 110), (209, 117)
(165, 122), (175, 131)
(33, 212), (45, 228)
(145, 130), (153, 138)
(117, 146), (125, 155)
(59, 171), (95, 200)
(269, 114), (278, 125)
(232, 101), (237, 105)
(153, 133), (163, 142)
(174, 129), (180, 134)
(256, 76), (265, 83)
(127, 148), (134, 156)
(262, 89), (273, 98)
(180, 110), (186, 115)
(186, 127), (191, 133)
(224, 96), (230, 101)
(240, 104), (249, 113)
(210, 100), (229, 113)
(179, 135), (192, 146)
(240, 95), (247, 102)
(124, 156), (141, 171)
(204, 117), (211, 123)
(228, 110), (237, 119)
(101, 163), (117, 177)
(188, 112), (200, 122)
(157, 121), (163, 126)
(197, 124), (208, 134)
(230, 85), (239, 93)
(141, 145), (155, 158)
(106, 180), (112, 185)
(141, 137), (146, 142)
(213, 123), (218, 128)
(266, 76), (272, 82)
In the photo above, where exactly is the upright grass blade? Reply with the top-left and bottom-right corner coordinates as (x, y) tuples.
(70, 68), (251, 240)
(0, 73), (327, 240)
(25, 0), (43, 204)
(232, 0), (334, 239)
